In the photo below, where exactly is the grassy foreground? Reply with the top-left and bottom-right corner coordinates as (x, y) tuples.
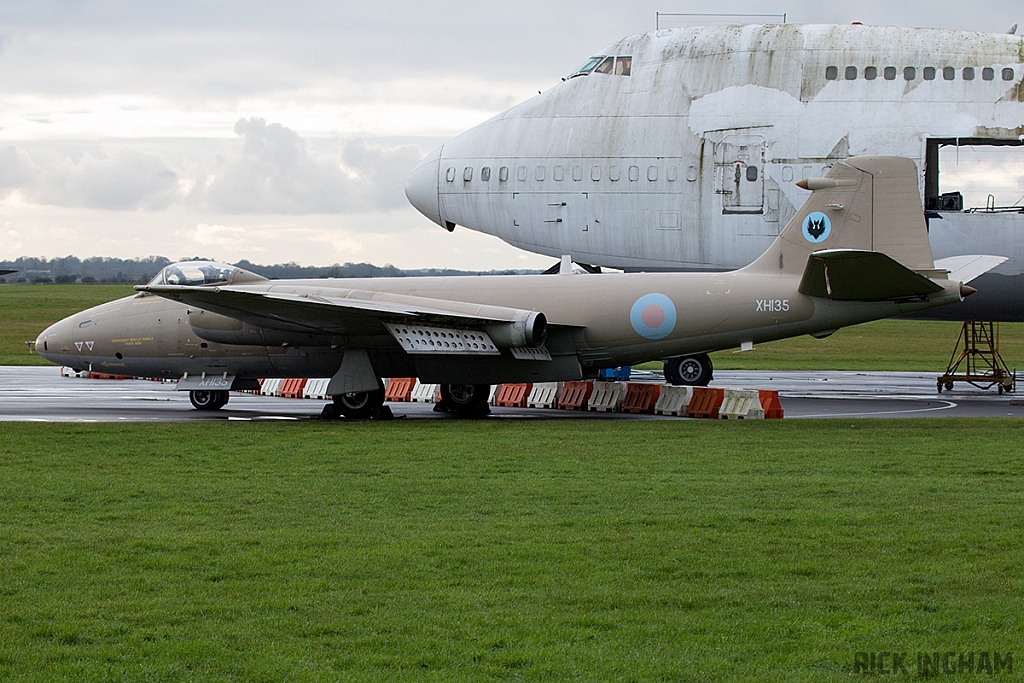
(1, 420), (1021, 681)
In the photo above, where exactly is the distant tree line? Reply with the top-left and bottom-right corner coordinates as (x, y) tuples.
(0, 256), (538, 284)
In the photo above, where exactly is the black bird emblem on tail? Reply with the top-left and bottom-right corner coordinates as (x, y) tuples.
(806, 216), (827, 239)
(802, 212), (831, 242)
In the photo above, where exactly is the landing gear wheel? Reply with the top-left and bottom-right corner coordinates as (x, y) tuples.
(190, 389), (229, 410)
(664, 354), (713, 386)
(439, 383), (491, 418)
(332, 388), (385, 419)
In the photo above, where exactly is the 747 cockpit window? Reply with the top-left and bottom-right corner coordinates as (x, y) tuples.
(568, 55), (632, 78)
(570, 56), (604, 78)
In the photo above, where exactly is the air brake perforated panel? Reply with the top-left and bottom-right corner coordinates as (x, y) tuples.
(385, 323), (500, 355)
(510, 346), (551, 361)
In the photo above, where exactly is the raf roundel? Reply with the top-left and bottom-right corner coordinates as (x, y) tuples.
(630, 293), (677, 340)
(802, 211), (832, 244)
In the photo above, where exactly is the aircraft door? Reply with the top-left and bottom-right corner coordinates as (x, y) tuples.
(716, 140), (765, 214)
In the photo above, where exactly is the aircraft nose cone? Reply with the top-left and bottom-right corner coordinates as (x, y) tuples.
(405, 147), (444, 228)
(35, 318), (69, 364)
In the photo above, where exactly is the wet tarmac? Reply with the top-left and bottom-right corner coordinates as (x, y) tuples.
(2, 366), (1022, 422)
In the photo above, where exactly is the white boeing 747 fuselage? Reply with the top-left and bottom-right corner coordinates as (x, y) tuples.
(405, 24), (1024, 320)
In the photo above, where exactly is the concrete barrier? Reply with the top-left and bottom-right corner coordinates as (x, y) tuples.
(688, 387), (725, 419)
(495, 383), (532, 407)
(527, 382), (560, 409)
(620, 382), (661, 414)
(759, 390), (784, 419)
(587, 381), (627, 412)
(303, 378), (331, 399)
(385, 377), (416, 402)
(719, 388), (763, 419)
(488, 384), (499, 405)
(558, 381), (593, 410)
(654, 384), (693, 416)
(261, 378), (284, 397)
(280, 378), (308, 399)
(410, 381), (439, 403)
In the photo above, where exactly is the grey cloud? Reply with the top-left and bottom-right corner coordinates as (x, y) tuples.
(0, 145), (178, 210)
(195, 117), (421, 215)
(198, 117), (352, 214)
(342, 139), (425, 211)
(0, 146), (35, 195)
(31, 149), (179, 210)
(0, 123), (423, 215)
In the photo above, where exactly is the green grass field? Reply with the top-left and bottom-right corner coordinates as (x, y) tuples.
(0, 285), (135, 365)
(0, 420), (1021, 681)
(5, 284), (1024, 372)
(708, 318), (1024, 372)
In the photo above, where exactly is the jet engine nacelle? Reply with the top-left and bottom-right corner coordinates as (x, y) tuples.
(188, 309), (286, 346)
(484, 311), (547, 348)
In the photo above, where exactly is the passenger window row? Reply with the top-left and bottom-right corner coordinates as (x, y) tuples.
(446, 164), (681, 184)
(826, 65), (1015, 81)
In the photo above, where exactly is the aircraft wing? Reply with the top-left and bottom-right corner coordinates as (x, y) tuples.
(137, 284), (563, 346)
(797, 249), (946, 301)
(933, 255), (1008, 284)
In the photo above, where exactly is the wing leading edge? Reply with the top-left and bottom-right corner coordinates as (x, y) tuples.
(136, 283), (560, 351)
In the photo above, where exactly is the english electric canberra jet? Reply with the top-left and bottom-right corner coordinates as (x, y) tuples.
(37, 158), (994, 416)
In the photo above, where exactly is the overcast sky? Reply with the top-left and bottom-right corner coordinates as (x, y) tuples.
(1, 1), (1022, 270)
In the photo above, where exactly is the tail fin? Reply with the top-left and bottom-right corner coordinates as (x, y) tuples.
(744, 156), (935, 276)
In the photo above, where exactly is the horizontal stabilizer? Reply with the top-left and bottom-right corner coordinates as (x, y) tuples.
(798, 249), (945, 301)
(933, 255), (1007, 284)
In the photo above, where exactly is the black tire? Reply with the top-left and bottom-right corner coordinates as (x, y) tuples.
(190, 389), (229, 410)
(664, 354), (713, 386)
(332, 388), (385, 419)
(440, 383), (491, 417)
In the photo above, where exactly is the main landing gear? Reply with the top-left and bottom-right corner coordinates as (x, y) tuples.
(329, 388), (387, 419)
(190, 390), (230, 410)
(436, 383), (491, 418)
(325, 383), (491, 419)
(663, 354), (713, 386)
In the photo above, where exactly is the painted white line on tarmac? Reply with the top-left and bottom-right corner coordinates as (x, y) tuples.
(793, 400), (958, 419)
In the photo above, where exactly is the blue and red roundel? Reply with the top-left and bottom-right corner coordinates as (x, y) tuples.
(630, 293), (677, 340)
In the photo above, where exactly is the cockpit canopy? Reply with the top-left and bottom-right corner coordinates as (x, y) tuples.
(569, 55), (632, 78)
(147, 261), (267, 287)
